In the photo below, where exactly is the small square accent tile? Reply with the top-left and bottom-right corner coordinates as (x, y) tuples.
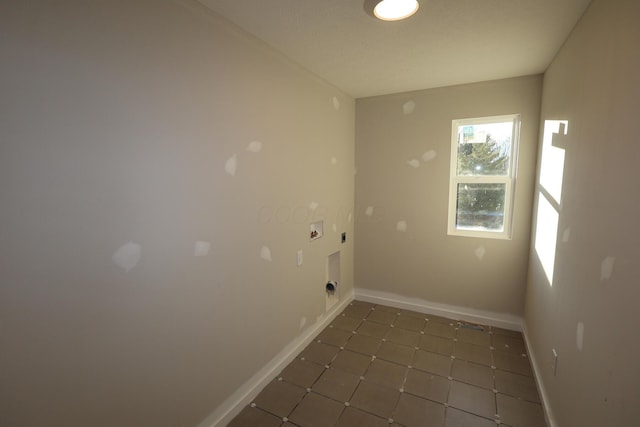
(497, 393), (546, 427)
(312, 368), (360, 402)
(393, 393), (445, 427)
(403, 368), (450, 403)
(386, 327), (421, 347)
(413, 350), (452, 377)
(345, 333), (382, 356)
(448, 381), (496, 419)
(331, 350), (372, 376)
(350, 381), (401, 419)
(335, 407), (389, 427)
(376, 341), (416, 366)
(289, 392), (345, 427)
(253, 379), (306, 417)
(444, 407), (497, 427)
(227, 406), (282, 427)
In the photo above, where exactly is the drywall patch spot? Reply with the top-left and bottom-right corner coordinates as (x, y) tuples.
(396, 220), (408, 232)
(365, 206), (375, 217)
(402, 100), (416, 115)
(194, 241), (211, 257)
(225, 154), (238, 176)
(332, 96), (340, 110)
(260, 246), (272, 262)
(112, 242), (142, 272)
(577, 322), (585, 351)
(601, 256), (615, 280)
(347, 213), (353, 223)
(475, 246), (486, 260)
(309, 201), (319, 211)
(407, 159), (421, 168)
(299, 317), (307, 330)
(330, 157), (337, 166)
(562, 227), (571, 243)
(332, 224), (337, 233)
(422, 150), (437, 163)
(247, 140), (263, 153)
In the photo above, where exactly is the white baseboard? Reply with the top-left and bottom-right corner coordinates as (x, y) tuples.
(522, 321), (557, 427)
(197, 291), (354, 427)
(354, 288), (523, 331)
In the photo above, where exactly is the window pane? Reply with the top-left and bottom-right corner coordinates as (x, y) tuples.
(457, 122), (512, 176)
(456, 183), (506, 231)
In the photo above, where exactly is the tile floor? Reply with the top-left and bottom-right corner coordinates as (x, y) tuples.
(228, 300), (546, 427)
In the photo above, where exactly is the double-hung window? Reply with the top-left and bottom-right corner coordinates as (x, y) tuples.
(448, 114), (520, 239)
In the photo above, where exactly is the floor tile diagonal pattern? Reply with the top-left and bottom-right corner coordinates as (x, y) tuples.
(228, 300), (547, 427)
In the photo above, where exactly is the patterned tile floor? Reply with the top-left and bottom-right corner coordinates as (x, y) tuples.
(228, 300), (546, 427)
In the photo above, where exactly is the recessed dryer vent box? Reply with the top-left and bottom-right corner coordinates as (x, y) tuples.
(310, 221), (323, 241)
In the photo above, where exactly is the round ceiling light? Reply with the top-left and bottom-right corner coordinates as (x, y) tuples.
(374, 0), (419, 21)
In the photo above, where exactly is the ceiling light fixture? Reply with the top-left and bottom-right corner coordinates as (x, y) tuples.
(374, 0), (419, 21)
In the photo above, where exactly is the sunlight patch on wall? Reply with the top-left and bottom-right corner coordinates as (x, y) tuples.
(539, 121), (568, 204)
(533, 120), (568, 287)
(534, 195), (559, 285)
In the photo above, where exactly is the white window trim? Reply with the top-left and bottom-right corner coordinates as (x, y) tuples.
(447, 114), (521, 240)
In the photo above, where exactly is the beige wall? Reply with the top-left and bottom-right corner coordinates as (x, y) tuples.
(524, 0), (640, 425)
(0, 1), (354, 425)
(355, 76), (542, 316)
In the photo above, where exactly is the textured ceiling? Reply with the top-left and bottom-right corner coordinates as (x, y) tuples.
(198, 0), (592, 98)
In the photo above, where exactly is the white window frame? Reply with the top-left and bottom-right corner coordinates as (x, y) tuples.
(447, 114), (521, 240)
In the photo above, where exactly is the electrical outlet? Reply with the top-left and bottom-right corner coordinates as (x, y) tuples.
(552, 349), (558, 376)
